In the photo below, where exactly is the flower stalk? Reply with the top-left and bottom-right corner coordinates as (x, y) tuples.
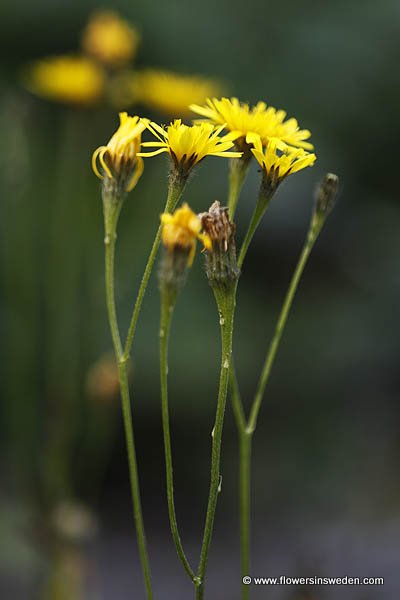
(159, 289), (197, 583)
(227, 145), (253, 218)
(196, 202), (240, 598)
(102, 188), (154, 600)
(196, 284), (236, 600)
(123, 170), (187, 361)
(157, 204), (211, 585)
(231, 173), (338, 599)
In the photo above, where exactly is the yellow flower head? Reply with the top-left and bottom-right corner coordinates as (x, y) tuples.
(119, 69), (222, 116)
(92, 112), (147, 193)
(251, 134), (316, 188)
(161, 203), (211, 266)
(81, 10), (140, 67)
(24, 55), (105, 105)
(139, 120), (242, 171)
(190, 97), (313, 151)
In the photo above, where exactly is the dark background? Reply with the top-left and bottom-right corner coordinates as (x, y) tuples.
(0, 0), (399, 598)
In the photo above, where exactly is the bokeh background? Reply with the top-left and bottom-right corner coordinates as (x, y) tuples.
(1, 0), (399, 598)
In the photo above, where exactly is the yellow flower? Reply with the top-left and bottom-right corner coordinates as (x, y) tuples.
(115, 69), (222, 116)
(81, 10), (140, 67)
(251, 134), (316, 187)
(92, 112), (147, 192)
(190, 97), (313, 150)
(139, 120), (241, 171)
(161, 203), (211, 266)
(24, 55), (104, 105)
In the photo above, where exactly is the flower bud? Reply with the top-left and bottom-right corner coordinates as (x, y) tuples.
(159, 203), (211, 297)
(314, 173), (339, 220)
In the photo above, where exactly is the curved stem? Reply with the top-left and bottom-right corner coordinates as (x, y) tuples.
(159, 292), (197, 582)
(247, 227), (319, 434)
(196, 285), (236, 598)
(104, 208), (154, 600)
(123, 177), (186, 360)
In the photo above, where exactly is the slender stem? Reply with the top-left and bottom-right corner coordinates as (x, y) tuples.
(196, 285), (236, 599)
(229, 361), (252, 598)
(238, 194), (272, 269)
(239, 431), (252, 600)
(123, 176), (186, 360)
(228, 157), (251, 219)
(229, 361), (246, 432)
(104, 206), (123, 357)
(117, 362), (154, 600)
(159, 292), (197, 583)
(247, 226), (319, 434)
(104, 206), (154, 600)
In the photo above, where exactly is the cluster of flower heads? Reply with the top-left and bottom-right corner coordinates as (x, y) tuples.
(23, 10), (221, 114)
(92, 96), (317, 273)
(92, 96), (316, 195)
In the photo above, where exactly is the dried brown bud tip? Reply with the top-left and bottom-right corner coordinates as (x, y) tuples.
(200, 201), (240, 288)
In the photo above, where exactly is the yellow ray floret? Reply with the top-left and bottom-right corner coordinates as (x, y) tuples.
(190, 97), (313, 150)
(251, 134), (317, 181)
(81, 10), (140, 67)
(24, 55), (105, 105)
(124, 69), (222, 116)
(161, 203), (211, 266)
(92, 112), (147, 192)
(139, 120), (242, 169)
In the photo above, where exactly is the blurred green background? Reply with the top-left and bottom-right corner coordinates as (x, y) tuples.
(1, 0), (399, 598)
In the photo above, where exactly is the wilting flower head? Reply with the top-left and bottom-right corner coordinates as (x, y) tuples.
(200, 201), (240, 288)
(81, 10), (140, 67)
(139, 120), (241, 176)
(24, 55), (105, 105)
(251, 134), (316, 194)
(92, 112), (147, 194)
(190, 97), (313, 151)
(114, 69), (222, 116)
(161, 203), (211, 266)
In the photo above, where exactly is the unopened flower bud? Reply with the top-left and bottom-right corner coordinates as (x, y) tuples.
(314, 173), (339, 220)
(200, 201), (240, 289)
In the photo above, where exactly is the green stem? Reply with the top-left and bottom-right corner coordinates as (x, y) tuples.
(159, 291), (197, 583)
(228, 157), (251, 219)
(104, 204), (154, 600)
(238, 193), (272, 269)
(239, 431), (252, 600)
(229, 361), (246, 432)
(229, 364), (252, 599)
(247, 226), (319, 434)
(196, 285), (237, 599)
(123, 176), (186, 360)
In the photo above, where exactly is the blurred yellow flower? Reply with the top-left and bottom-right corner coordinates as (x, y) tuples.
(92, 112), (147, 192)
(139, 120), (241, 171)
(24, 55), (105, 105)
(190, 97), (313, 150)
(251, 134), (316, 185)
(161, 203), (211, 265)
(81, 10), (140, 67)
(113, 69), (222, 116)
